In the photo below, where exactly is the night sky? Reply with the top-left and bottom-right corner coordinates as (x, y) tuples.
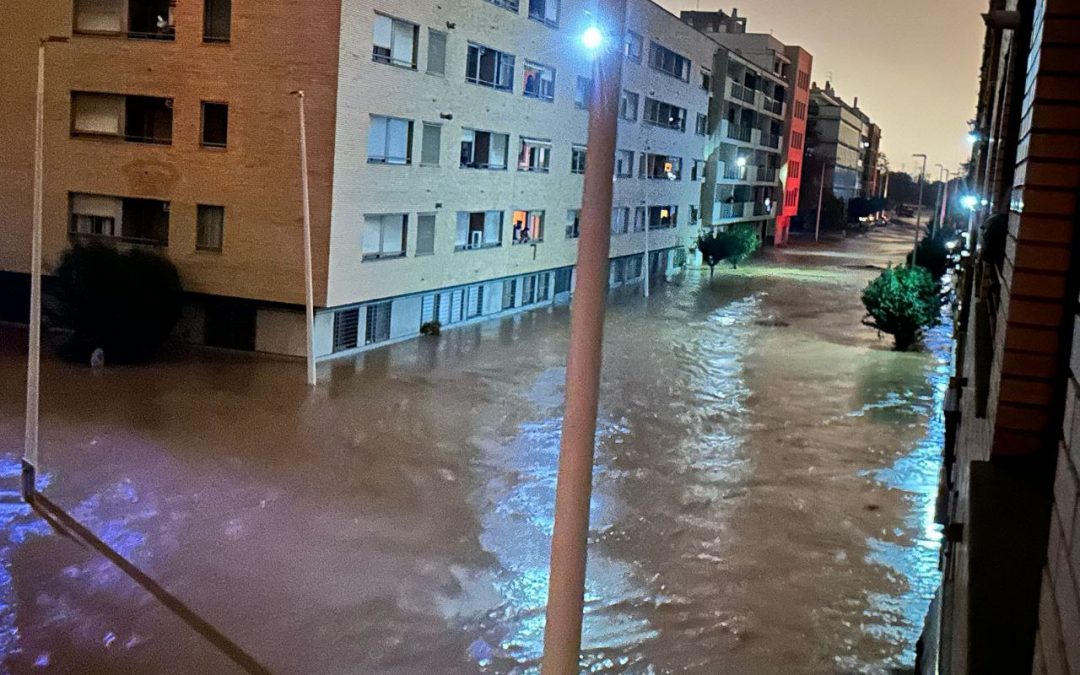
(656, 0), (987, 176)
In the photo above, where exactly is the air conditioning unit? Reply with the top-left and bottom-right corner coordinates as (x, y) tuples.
(470, 231), (483, 249)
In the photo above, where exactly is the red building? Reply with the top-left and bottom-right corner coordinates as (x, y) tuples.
(778, 46), (813, 246)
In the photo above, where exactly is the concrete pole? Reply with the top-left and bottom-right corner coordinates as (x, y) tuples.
(293, 91), (317, 387)
(22, 40), (48, 500)
(814, 161), (827, 243)
(542, 1), (625, 671)
(912, 153), (927, 266)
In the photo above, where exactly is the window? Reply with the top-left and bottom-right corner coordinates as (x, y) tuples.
(523, 61), (556, 101)
(365, 302), (392, 345)
(615, 149), (634, 177)
(196, 205), (224, 251)
(502, 279), (518, 310)
(74, 0), (176, 39)
(362, 214), (408, 260)
(460, 129), (509, 169)
(73, 0), (125, 34)
(691, 159), (706, 181)
(574, 76), (592, 109)
(565, 209), (581, 238)
(416, 214), (436, 256)
(421, 122), (441, 166)
(789, 160), (801, 179)
(571, 145), (587, 174)
(528, 0), (558, 26)
(72, 92), (174, 145)
(427, 30), (447, 75)
(689, 205), (699, 224)
(695, 113), (708, 136)
(794, 100), (807, 120)
(518, 137), (551, 172)
(633, 206), (646, 232)
(467, 285), (485, 318)
(367, 115), (412, 164)
(522, 275), (536, 304)
(512, 210), (544, 244)
(554, 267), (573, 293)
(624, 31), (643, 62)
(201, 102), (228, 148)
(71, 92), (123, 137)
(648, 42), (690, 81)
(643, 97), (686, 131)
(610, 207), (630, 234)
(373, 14), (418, 68)
(203, 0), (230, 43)
(69, 193), (169, 245)
(620, 90), (639, 121)
(640, 153), (681, 180)
(483, 0), (519, 13)
(797, 70), (811, 90)
(466, 43), (514, 91)
(648, 205), (678, 229)
(456, 211), (503, 249)
(333, 308), (360, 352)
(700, 69), (711, 91)
(792, 130), (803, 150)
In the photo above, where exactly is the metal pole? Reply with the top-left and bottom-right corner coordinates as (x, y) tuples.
(912, 154), (927, 265)
(293, 91), (317, 387)
(22, 40), (48, 500)
(939, 170), (951, 231)
(542, 2), (625, 671)
(814, 161), (826, 243)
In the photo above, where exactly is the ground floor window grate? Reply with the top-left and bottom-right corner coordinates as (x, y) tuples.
(333, 308), (360, 352)
(365, 302), (392, 344)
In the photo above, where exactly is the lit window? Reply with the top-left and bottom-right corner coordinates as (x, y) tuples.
(523, 61), (556, 101)
(512, 209), (544, 244)
(518, 137), (551, 172)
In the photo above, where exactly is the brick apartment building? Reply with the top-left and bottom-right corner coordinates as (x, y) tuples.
(920, 0), (1080, 672)
(0, 0), (809, 358)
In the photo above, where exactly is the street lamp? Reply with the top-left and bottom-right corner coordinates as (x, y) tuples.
(543, 6), (627, 673)
(814, 159), (832, 243)
(736, 155), (748, 168)
(967, 131), (981, 145)
(911, 153), (928, 265)
(23, 35), (69, 501)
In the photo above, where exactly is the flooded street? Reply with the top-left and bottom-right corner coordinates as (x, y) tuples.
(0, 226), (946, 674)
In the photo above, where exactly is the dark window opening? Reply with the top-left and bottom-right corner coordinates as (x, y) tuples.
(201, 102), (229, 148)
(203, 0), (231, 43)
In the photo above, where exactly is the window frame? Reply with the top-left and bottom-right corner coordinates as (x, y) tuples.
(202, 0), (231, 43)
(466, 42), (515, 92)
(571, 144), (587, 174)
(200, 101), (229, 149)
(511, 209), (545, 244)
(460, 128), (510, 170)
(574, 76), (592, 109)
(620, 90), (639, 121)
(367, 114), (414, 165)
(523, 61), (556, 102)
(196, 204), (225, 252)
(362, 213), (409, 261)
(615, 149), (634, 178)
(624, 31), (643, 63)
(648, 41), (691, 82)
(372, 13), (419, 69)
(527, 0), (559, 27)
(517, 137), (552, 173)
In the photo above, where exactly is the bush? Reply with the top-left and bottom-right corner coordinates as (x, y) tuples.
(905, 230), (958, 279)
(420, 320), (441, 336)
(861, 265), (940, 351)
(697, 229), (731, 279)
(48, 243), (183, 364)
(697, 225), (761, 279)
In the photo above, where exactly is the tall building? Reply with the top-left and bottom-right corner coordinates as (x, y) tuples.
(0, 0), (718, 357)
(803, 81), (871, 202)
(920, 0), (1080, 673)
(681, 9), (812, 246)
(860, 122), (882, 199)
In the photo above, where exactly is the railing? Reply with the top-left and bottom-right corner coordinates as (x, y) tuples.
(730, 81), (756, 104)
(766, 98), (784, 115)
(716, 202), (751, 219)
(721, 163), (745, 180)
(726, 123), (752, 142)
(753, 202), (769, 216)
(759, 167), (778, 183)
(762, 133), (781, 149)
(69, 230), (167, 247)
(127, 28), (175, 41)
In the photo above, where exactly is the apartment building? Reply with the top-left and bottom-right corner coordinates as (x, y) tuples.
(804, 82), (869, 202)
(919, 0), (1080, 672)
(860, 122), (882, 199)
(681, 9), (812, 245)
(0, 0), (717, 358)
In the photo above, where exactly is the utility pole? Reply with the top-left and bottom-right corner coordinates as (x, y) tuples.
(291, 90), (317, 387)
(542, 3), (626, 672)
(23, 36), (68, 501)
(814, 161), (828, 243)
(912, 153), (928, 265)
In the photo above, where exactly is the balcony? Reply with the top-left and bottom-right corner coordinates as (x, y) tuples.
(762, 96), (784, 116)
(714, 202), (751, 220)
(726, 123), (752, 143)
(74, 0), (176, 40)
(69, 194), (170, 246)
(729, 79), (756, 105)
(763, 133), (782, 149)
(759, 167), (779, 183)
(71, 93), (173, 145)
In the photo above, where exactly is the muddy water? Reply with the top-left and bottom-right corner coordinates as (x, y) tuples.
(0, 228), (946, 673)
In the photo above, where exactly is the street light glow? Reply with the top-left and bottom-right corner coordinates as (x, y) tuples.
(581, 26), (603, 50)
(961, 195), (978, 211)
(967, 131), (980, 145)
(736, 156), (748, 168)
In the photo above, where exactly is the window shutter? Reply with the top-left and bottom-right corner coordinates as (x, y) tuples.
(386, 118), (410, 163)
(367, 116), (388, 160)
(392, 20), (415, 65)
(373, 16), (392, 50)
(362, 215), (383, 254)
(73, 93), (123, 135)
(416, 214), (436, 255)
(427, 30), (446, 75)
(382, 215), (405, 255)
(421, 123), (441, 165)
(489, 133), (507, 168)
(455, 213), (469, 248)
(483, 211), (502, 244)
(545, 0), (558, 24)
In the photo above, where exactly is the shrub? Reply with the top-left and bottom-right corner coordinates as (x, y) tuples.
(420, 320), (442, 336)
(48, 243), (183, 364)
(696, 229), (731, 279)
(905, 230), (958, 279)
(861, 265), (940, 351)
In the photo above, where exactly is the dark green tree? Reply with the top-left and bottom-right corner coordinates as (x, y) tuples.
(905, 230), (958, 279)
(861, 265), (941, 351)
(47, 243), (183, 364)
(696, 229), (730, 279)
(722, 224), (761, 269)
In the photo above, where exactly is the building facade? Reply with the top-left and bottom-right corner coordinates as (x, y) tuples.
(920, 0), (1080, 672)
(805, 82), (869, 202)
(0, 0), (814, 358)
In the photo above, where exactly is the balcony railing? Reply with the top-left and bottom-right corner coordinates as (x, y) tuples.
(730, 80), (756, 104)
(753, 202), (769, 216)
(763, 133), (781, 149)
(726, 123), (752, 142)
(715, 202), (751, 219)
(765, 98), (784, 115)
(759, 167), (779, 183)
(721, 163), (745, 180)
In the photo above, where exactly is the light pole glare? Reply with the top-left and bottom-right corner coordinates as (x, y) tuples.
(967, 131), (980, 145)
(736, 156), (747, 167)
(582, 25), (603, 50)
(961, 195), (979, 211)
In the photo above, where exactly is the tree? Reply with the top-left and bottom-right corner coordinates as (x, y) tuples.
(696, 229), (730, 279)
(861, 265), (940, 351)
(905, 230), (958, 279)
(722, 224), (761, 268)
(47, 243), (184, 364)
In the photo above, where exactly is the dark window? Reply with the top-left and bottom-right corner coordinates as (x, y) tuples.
(203, 0), (231, 43)
(365, 302), (392, 344)
(201, 102), (228, 148)
(127, 0), (175, 40)
(333, 308), (360, 352)
(125, 95), (173, 144)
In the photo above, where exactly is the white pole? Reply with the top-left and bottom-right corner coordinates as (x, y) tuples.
(643, 125), (650, 299)
(542, 3), (626, 670)
(814, 161), (826, 243)
(23, 39), (48, 499)
(294, 91), (316, 387)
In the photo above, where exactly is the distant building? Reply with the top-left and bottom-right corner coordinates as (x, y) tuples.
(681, 9), (813, 246)
(804, 82), (870, 203)
(861, 122), (882, 199)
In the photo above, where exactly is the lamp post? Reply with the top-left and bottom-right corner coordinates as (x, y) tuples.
(911, 153), (928, 265)
(814, 159), (832, 243)
(23, 35), (68, 501)
(290, 90), (317, 387)
(542, 6), (626, 673)
(938, 168), (952, 234)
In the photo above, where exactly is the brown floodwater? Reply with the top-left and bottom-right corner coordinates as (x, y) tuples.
(0, 226), (946, 674)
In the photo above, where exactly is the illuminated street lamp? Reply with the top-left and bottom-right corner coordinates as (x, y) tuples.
(581, 25), (603, 51)
(736, 155), (748, 168)
(967, 131), (981, 145)
(961, 194), (979, 211)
